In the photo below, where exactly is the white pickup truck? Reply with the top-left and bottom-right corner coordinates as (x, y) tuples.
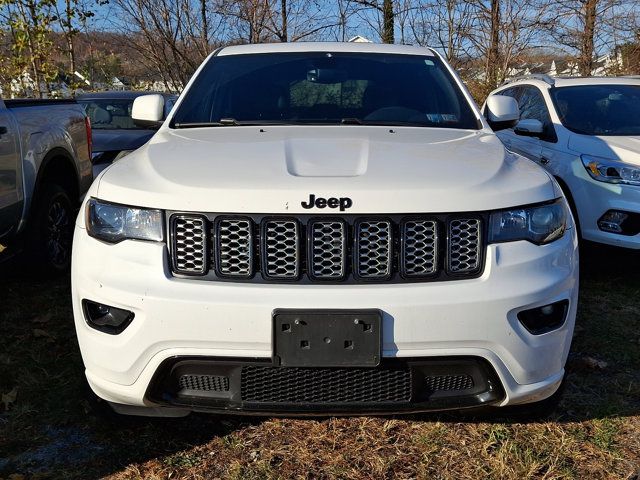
(0, 97), (92, 271)
(72, 43), (579, 417)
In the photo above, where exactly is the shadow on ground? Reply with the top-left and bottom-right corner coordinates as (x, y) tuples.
(0, 242), (638, 479)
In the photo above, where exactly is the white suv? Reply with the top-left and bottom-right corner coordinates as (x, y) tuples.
(72, 43), (578, 417)
(486, 76), (640, 248)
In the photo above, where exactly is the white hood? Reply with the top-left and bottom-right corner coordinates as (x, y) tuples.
(97, 126), (555, 213)
(568, 134), (640, 166)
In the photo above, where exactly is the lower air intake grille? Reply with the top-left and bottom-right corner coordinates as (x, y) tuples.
(179, 375), (230, 392)
(241, 365), (412, 404)
(425, 374), (474, 392)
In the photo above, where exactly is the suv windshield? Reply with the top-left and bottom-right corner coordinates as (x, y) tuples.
(171, 52), (479, 129)
(551, 84), (640, 136)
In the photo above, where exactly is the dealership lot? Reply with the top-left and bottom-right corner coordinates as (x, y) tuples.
(0, 242), (638, 479)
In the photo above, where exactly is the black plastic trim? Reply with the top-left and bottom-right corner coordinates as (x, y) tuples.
(145, 355), (505, 414)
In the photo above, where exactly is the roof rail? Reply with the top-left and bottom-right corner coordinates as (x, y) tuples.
(501, 74), (555, 87)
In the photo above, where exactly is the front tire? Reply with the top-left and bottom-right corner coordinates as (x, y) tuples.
(27, 183), (75, 274)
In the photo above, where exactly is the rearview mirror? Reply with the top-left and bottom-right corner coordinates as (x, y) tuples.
(307, 68), (347, 84)
(132, 94), (165, 128)
(514, 118), (544, 137)
(485, 95), (519, 131)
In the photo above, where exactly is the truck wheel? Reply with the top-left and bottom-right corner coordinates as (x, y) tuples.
(28, 183), (74, 273)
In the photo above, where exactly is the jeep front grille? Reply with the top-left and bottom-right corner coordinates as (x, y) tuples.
(169, 213), (485, 283)
(309, 220), (347, 279)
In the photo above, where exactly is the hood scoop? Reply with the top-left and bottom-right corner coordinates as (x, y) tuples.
(285, 137), (368, 177)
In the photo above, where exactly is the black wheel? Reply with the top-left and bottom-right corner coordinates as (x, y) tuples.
(27, 183), (74, 273)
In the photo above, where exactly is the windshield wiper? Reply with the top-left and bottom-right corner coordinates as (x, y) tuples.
(174, 119), (298, 128)
(173, 121), (226, 128)
(341, 118), (364, 125)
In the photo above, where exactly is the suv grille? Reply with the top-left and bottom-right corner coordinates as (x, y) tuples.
(241, 365), (412, 404)
(169, 213), (485, 283)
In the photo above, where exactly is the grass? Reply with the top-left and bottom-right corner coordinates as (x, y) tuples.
(1, 243), (639, 479)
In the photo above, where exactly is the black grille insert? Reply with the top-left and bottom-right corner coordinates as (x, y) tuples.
(425, 374), (474, 392)
(241, 365), (412, 404)
(168, 213), (486, 283)
(179, 374), (230, 392)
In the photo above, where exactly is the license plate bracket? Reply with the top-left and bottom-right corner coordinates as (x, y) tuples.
(273, 309), (382, 367)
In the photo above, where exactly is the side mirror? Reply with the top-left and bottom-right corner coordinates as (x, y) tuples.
(132, 94), (165, 128)
(514, 118), (544, 137)
(485, 95), (519, 131)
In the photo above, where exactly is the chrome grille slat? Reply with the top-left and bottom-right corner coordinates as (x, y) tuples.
(216, 218), (253, 277)
(263, 220), (299, 279)
(402, 220), (438, 277)
(447, 218), (482, 274)
(356, 220), (392, 279)
(171, 215), (207, 274)
(310, 220), (346, 279)
(169, 213), (484, 282)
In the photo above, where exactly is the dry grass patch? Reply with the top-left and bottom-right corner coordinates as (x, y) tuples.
(1, 244), (639, 480)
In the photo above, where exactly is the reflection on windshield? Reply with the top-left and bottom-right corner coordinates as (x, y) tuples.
(552, 85), (640, 136)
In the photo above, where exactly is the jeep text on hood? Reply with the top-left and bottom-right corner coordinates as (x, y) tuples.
(72, 42), (578, 417)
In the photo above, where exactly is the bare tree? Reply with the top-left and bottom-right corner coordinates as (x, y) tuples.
(0, 0), (57, 97)
(545, 0), (638, 75)
(266, 0), (337, 42)
(349, 0), (396, 43)
(408, 0), (473, 66)
(113, 0), (214, 90)
(464, 0), (549, 88)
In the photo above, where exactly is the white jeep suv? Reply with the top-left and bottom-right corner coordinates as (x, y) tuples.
(486, 76), (640, 248)
(72, 43), (578, 417)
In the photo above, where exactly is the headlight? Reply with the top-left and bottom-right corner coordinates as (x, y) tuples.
(489, 199), (567, 245)
(86, 198), (163, 243)
(581, 154), (640, 186)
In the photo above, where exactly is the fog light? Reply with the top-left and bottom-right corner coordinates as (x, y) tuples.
(82, 299), (134, 334)
(517, 300), (569, 335)
(598, 210), (628, 233)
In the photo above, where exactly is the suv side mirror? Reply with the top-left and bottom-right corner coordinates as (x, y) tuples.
(514, 118), (544, 137)
(132, 94), (165, 129)
(485, 95), (519, 131)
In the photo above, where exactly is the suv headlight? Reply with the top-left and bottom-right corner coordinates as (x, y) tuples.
(581, 154), (640, 186)
(489, 199), (567, 245)
(86, 198), (164, 243)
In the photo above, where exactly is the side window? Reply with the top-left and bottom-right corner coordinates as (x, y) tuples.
(517, 86), (557, 142)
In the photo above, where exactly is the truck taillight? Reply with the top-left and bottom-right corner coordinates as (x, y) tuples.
(85, 116), (92, 160)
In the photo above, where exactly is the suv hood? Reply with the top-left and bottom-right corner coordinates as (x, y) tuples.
(568, 134), (640, 166)
(97, 126), (555, 213)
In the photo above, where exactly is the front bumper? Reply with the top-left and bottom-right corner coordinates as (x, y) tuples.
(72, 224), (578, 413)
(569, 164), (640, 249)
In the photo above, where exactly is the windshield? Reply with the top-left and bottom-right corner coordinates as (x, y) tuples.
(171, 52), (479, 129)
(79, 99), (141, 130)
(551, 85), (640, 136)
